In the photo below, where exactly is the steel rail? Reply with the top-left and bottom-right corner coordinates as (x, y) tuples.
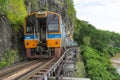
(17, 58), (56, 80)
(30, 48), (76, 80)
(2, 59), (48, 80)
(0, 60), (38, 78)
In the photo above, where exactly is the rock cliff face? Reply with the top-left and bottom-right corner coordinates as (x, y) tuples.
(0, 0), (75, 60)
(0, 16), (12, 60)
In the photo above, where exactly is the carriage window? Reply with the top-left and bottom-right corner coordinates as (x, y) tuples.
(47, 14), (59, 32)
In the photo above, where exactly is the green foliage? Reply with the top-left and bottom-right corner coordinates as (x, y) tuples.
(0, 0), (27, 31)
(74, 53), (86, 78)
(43, 6), (48, 10)
(75, 61), (86, 77)
(82, 46), (120, 80)
(83, 36), (91, 46)
(74, 19), (120, 56)
(7, 0), (27, 24)
(66, 0), (75, 17)
(0, 0), (8, 14)
(74, 19), (96, 45)
(0, 62), (8, 68)
(73, 19), (120, 80)
(66, 0), (76, 27)
(31, 0), (39, 11)
(24, 0), (39, 11)
(0, 50), (18, 69)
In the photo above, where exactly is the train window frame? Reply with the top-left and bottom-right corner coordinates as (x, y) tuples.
(47, 13), (59, 33)
(26, 25), (34, 33)
(25, 14), (36, 34)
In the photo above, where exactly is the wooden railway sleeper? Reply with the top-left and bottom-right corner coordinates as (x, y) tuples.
(17, 58), (55, 80)
(0, 60), (36, 77)
(0, 60), (39, 79)
(34, 64), (56, 79)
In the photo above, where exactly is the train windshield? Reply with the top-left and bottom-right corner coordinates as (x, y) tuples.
(47, 14), (59, 32)
(26, 14), (36, 34)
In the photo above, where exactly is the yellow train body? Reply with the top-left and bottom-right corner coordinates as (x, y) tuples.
(24, 11), (64, 58)
(24, 11), (62, 48)
(47, 39), (61, 48)
(24, 40), (38, 48)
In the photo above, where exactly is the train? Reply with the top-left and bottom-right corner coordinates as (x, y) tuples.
(24, 11), (77, 58)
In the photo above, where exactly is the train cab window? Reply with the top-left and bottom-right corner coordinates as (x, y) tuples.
(26, 25), (34, 33)
(26, 14), (36, 34)
(47, 14), (59, 32)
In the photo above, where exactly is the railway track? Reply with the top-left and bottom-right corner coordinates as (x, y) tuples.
(0, 60), (38, 78)
(0, 58), (57, 80)
(0, 59), (49, 80)
(0, 48), (77, 80)
(17, 58), (57, 80)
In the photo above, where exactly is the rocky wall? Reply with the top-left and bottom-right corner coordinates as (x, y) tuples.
(0, 15), (12, 60)
(0, 0), (75, 61)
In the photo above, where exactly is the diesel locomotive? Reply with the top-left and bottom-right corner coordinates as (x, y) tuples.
(24, 11), (77, 58)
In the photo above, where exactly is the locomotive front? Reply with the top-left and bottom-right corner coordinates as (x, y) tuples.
(24, 11), (62, 58)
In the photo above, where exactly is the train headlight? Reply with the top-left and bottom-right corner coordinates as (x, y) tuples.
(26, 42), (29, 45)
(38, 11), (46, 15)
(55, 41), (58, 44)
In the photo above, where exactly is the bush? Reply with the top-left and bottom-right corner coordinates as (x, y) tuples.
(82, 46), (120, 80)
(0, 50), (18, 69)
(6, 0), (27, 24)
(0, 0), (27, 31)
